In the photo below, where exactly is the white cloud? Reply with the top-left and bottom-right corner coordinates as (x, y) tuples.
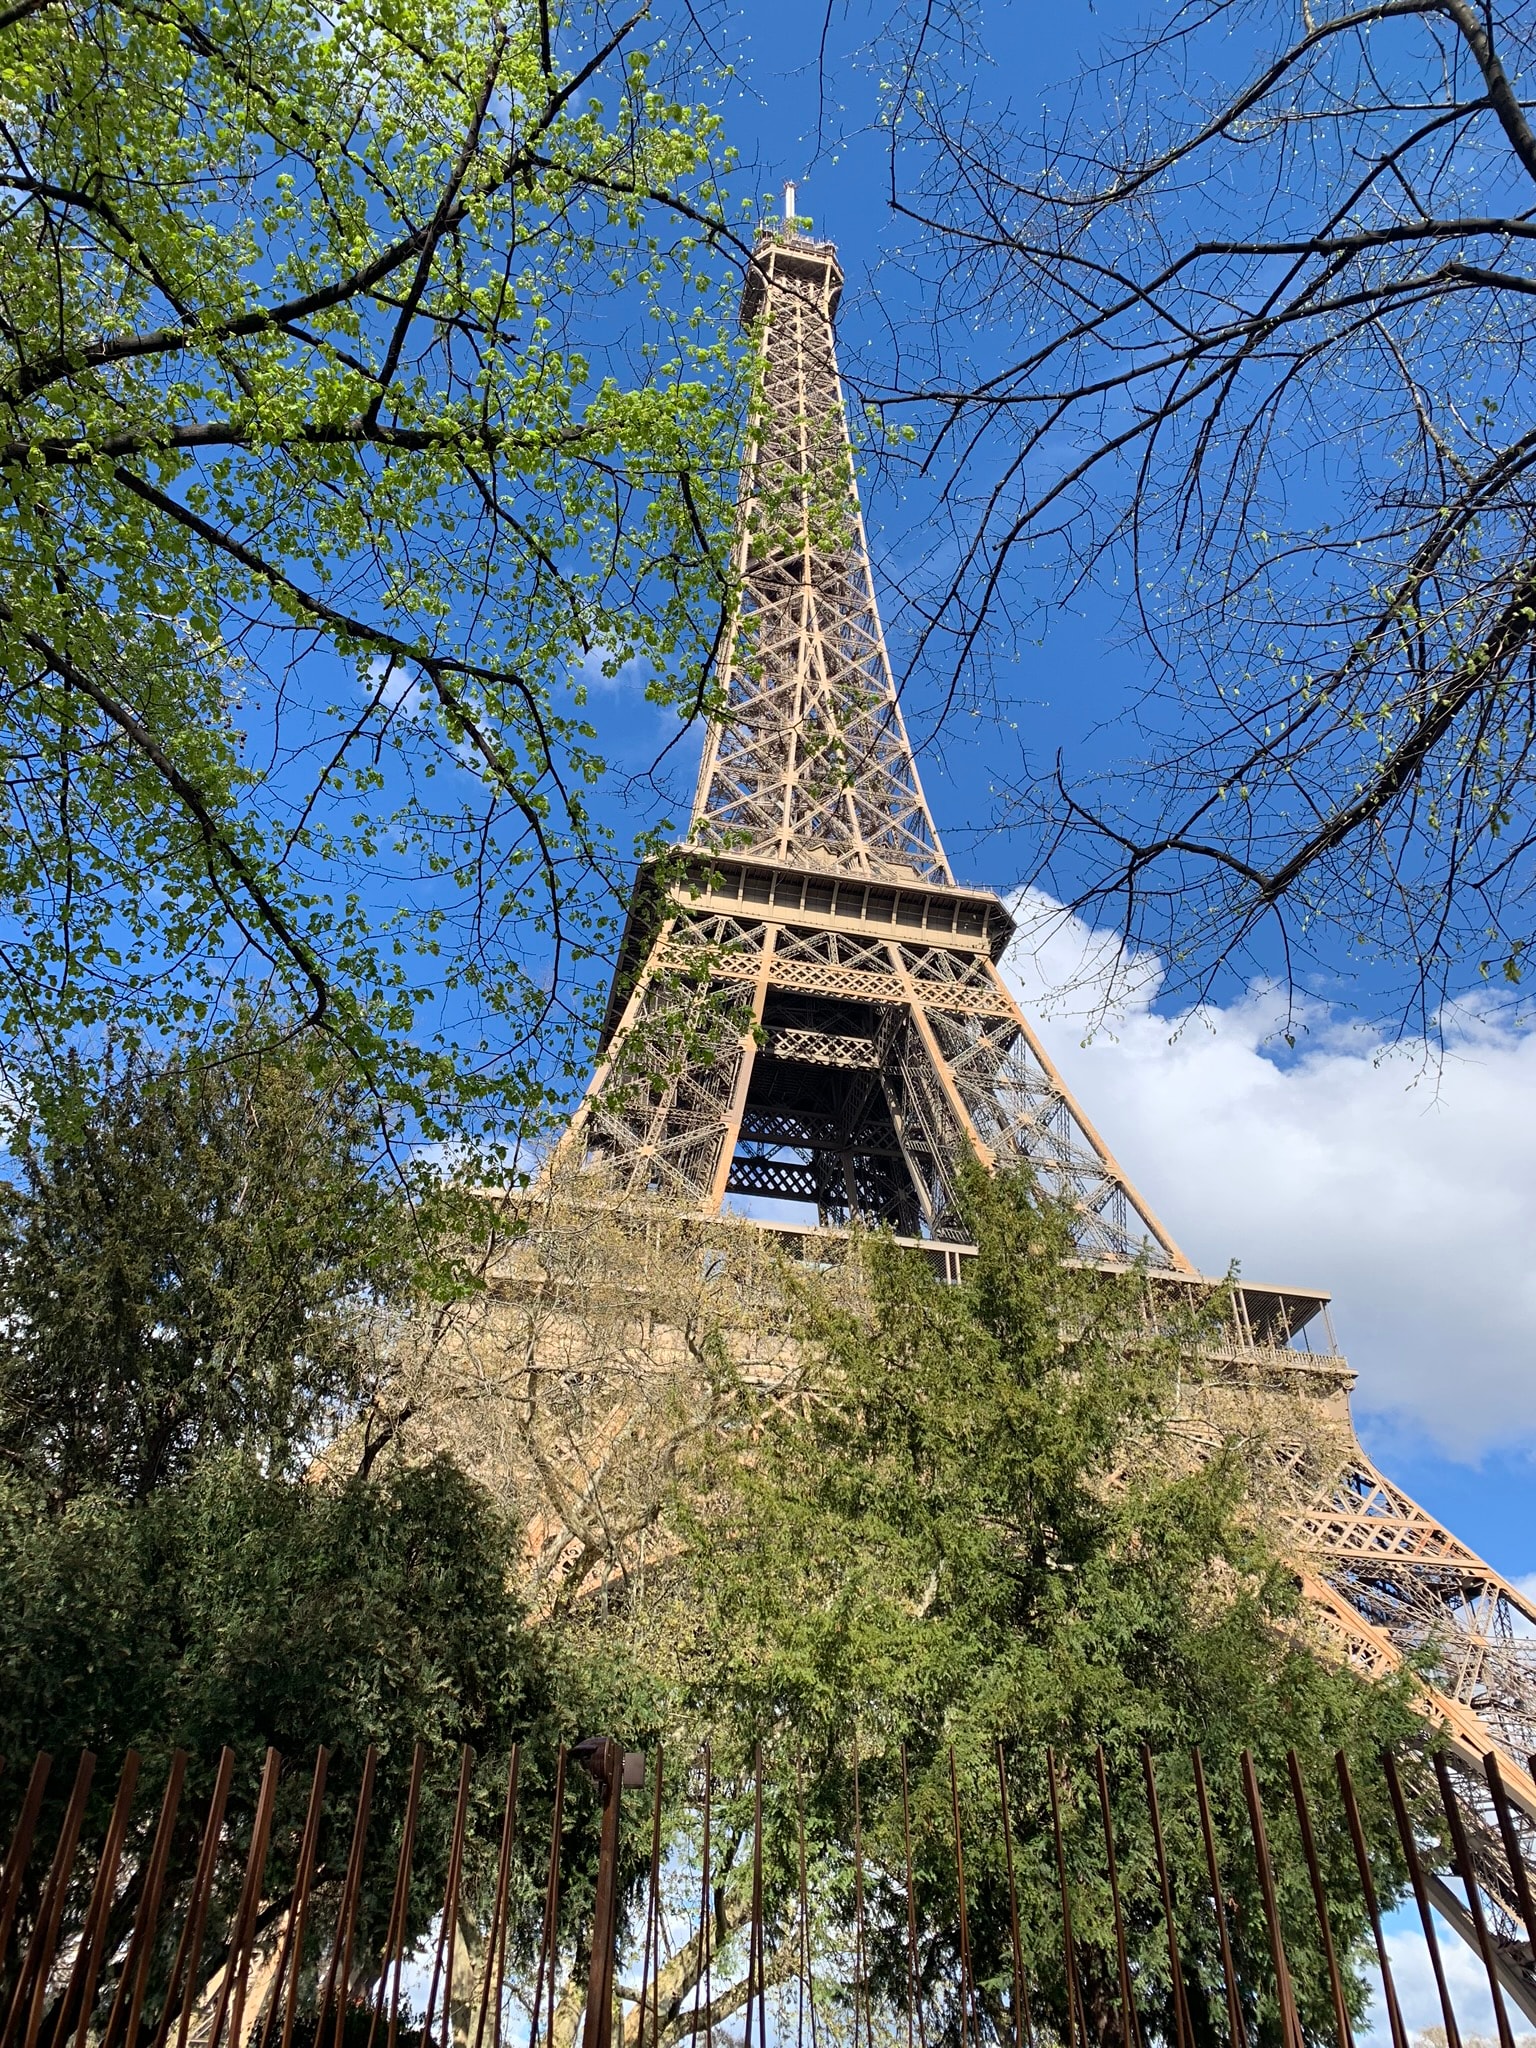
(1000, 894), (1536, 1459)
(575, 647), (654, 696)
(1360, 1907), (1523, 2046)
(366, 650), (427, 721)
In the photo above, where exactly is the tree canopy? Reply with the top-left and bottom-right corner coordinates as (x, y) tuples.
(0, 1042), (580, 1943)
(0, 1038), (423, 1504)
(0, 0), (744, 1145)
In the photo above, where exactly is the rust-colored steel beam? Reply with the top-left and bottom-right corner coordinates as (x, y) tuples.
(1192, 1749), (1246, 2048)
(1335, 1752), (1408, 2048)
(155, 1748), (230, 2048)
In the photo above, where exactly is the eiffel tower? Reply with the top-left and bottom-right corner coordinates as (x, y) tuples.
(554, 196), (1536, 2003)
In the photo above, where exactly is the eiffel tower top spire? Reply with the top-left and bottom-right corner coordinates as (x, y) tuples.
(688, 219), (951, 885)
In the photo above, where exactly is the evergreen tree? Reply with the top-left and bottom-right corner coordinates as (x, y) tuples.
(0, 1041), (417, 1505)
(0, 1040), (570, 1964)
(669, 1170), (1420, 2048)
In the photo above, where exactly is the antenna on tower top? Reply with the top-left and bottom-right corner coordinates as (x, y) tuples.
(783, 180), (796, 226)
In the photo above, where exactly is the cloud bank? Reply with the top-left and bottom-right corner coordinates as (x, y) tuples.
(1000, 896), (1536, 1459)
(1363, 1908), (1525, 2047)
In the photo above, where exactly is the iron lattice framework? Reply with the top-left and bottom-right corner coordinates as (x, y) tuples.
(554, 216), (1536, 2006)
(561, 225), (1184, 1263)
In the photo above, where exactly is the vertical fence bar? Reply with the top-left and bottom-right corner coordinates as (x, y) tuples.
(1334, 1753), (1407, 2048)
(0, 1757), (52, 1976)
(424, 1746), (472, 2048)
(1241, 1752), (1303, 2048)
(581, 1741), (624, 2048)
(1383, 1750), (1462, 2048)
(1046, 1749), (1084, 2048)
(899, 1748), (922, 2048)
(853, 1746), (870, 2048)
(755, 1748), (769, 2048)
(635, 1749), (661, 2048)
(104, 1748), (189, 2048)
(258, 1748), (327, 2048)
(9, 1753), (96, 2048)
(995, 1744), (1032, 2048)
(328, 1746), (379, 2048)
(797, 1754), (819, 2048)
(697, 1748), (711, 2048)
(528, 1746), (567, 2048)
(1432, 1752), (1515, 2048)
(474, 1749), (519, 2048)
(1192, 1750), (1245, 2048)
(748, 1746), (766, 2048)
(60, 1750), (141, 2048)
(545, 1749), (566, 2048)
(155, 1748), (233, 2048)
(650, 1752), (664, 2048)
(1286, 1752), (1353, 2048)
(1142, 1746), (1194, 2048)
(948, 1752), (976, 2048)
(198, 1751), (271, 2048)
(378, 1742), (425, 2048)
(1094, 1749), (1139, 2048)
(741, 1749), (759, 2048)
(211, 1748), (282, 2048)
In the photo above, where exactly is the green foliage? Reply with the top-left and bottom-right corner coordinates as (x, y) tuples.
(0, 1447), (585, 2021)
(0, 1036), (421, 1503)
(0, 1451), (542, 1772)
(0, 0), (745, 1142)
(0, 1037), (589, 1980)
(672, 1168), (1420, 2048)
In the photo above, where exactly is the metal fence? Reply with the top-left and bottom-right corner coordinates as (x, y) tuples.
(1, 1737), (1532, 2048)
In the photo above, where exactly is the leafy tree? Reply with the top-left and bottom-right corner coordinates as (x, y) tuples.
(0, 1448), (588, 2044)
(665, 1171), (1420, 2048)
(0, 1040), (594, 2008)
(0, 1451), (544, 1776)
(0, 0), (744, 1142)
(0, 1037), (422, 1504)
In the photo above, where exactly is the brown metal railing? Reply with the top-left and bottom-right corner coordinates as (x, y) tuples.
(0, 1738), (1530, 2048)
